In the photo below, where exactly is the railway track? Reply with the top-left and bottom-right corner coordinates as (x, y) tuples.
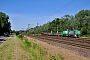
(37, 35), (90, 44)
(25, 34), (90, 49)
(25, 34), (90, 58)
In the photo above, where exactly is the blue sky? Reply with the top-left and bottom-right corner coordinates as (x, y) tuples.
(0, 0), (90, 30)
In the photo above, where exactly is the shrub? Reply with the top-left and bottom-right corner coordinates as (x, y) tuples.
(18, 34), (24, 40)
(16, 31), (20, 36)
(81, 27), (87, 35)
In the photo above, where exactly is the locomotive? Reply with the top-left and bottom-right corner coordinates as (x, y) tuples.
(62, 30), (80, 38)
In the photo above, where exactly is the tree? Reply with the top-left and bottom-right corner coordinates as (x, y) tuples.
(0, 12), (11, 34)
(75, 10), (90, 34)
(26, 9), (90, 35)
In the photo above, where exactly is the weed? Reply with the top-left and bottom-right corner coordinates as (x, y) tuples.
(17, 34), (63, 60)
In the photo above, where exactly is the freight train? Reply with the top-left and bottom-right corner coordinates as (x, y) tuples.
(41, 30), (81, 38)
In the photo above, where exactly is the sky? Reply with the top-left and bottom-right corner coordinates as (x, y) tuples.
(0, 0), (90, 30)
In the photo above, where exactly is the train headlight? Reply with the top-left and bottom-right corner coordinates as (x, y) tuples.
(75, 35), (77, 37)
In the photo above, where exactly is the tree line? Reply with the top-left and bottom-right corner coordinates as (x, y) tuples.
(0, 12), (11, 35)
(27, 9), (90, 35)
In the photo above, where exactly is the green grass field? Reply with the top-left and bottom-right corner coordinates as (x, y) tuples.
(0, 37), (14, 60)
(0, 35), (63, 60)
(18, 34), (64, 60)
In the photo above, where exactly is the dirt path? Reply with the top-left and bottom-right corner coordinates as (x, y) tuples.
(13, 36), (32, 60)
(26, 36), (89, 60)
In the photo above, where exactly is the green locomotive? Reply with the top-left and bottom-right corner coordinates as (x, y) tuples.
(62, 30), (80, 38)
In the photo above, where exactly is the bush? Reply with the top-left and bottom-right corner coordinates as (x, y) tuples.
(81, 27), (87, 35)
(18, 34), (24, 40)
(16, 31), (20, 36)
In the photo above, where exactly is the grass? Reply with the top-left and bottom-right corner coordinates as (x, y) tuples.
(0, 35), (32, 60)
(18, 34), (64, 60)
(0, 37), (14, 60)
(0, 34), (63, 60)
(81, 35), (90, 38)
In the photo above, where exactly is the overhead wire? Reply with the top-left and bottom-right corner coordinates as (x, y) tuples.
(39, 0), (90, 26)
(43, 0), (75, 20)
(65, 1), (90, 15)
(43, 0), (90, 21)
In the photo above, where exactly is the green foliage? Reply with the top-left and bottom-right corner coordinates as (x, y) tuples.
(81, 35), (90, 38)
(16, 31), (20, 36)
(0, 12), (11, 34)
(18, 34), (23, 38)
(26, 9), (90, 35)
(17, 34), (63, 60)
(81, 27), (87, 35)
